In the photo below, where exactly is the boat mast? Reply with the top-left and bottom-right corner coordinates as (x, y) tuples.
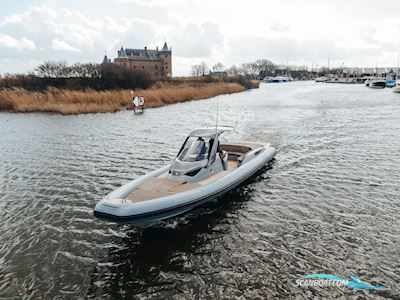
(286, 60), (289, 77)
(311, 62), (313, 78)
(215, 97), (219, 131)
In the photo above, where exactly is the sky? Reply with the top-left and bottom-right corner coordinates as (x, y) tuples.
(1, 0), (400, 76)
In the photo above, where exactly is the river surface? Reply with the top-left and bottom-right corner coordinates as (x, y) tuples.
(1, 82), (400, 299)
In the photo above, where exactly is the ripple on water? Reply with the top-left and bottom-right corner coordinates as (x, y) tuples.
(0, 82), (400, 298)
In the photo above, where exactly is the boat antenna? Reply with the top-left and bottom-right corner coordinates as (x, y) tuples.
(215, 97), (219, 131)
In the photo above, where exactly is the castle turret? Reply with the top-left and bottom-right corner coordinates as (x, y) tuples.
(159, 42), (172, 77)
(161, 42), (169, 52)
(102, 54), (110, 64)
(118, 46), (127, 58)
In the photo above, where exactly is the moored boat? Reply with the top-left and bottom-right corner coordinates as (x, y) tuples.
(326, 77), (358, 84)
(385, 79), (396, 88)
(392, 81), (400, 93)
(369, 79), (386, 89)
(315, 76), (328, 82)
(94, 127), (276, 226)
(272, 76), (290, 83)
(262, 77), (273, 83)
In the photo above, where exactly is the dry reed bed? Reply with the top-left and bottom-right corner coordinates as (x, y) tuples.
(0, 82), (247, 115)
(250, 80), (260, 89)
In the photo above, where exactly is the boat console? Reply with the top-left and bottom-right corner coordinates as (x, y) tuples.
(168, 128), (229, 183)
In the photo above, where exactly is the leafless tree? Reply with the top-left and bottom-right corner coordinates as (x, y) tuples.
(35, 61), (68, 78)
(35, 61), (101, 78)
(191, 62), (210, 77)
(226, 65), (240, 76)
(212, 62), (225, 72)
(254, 59), (276, 77)
(199, 62), (209, 76)
(191, 65), (202, 77)
(239, 63), (258, 77)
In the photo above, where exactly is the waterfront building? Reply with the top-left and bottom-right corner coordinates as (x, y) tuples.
(341, 67), (399, 78)
(209, 71), (228, 77)
(105, 42), (172, 81)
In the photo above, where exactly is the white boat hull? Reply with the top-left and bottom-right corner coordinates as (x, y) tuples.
(392, 86), (400, 93)
(94, 145), (276, 226)
(315, 77), (328, 82)
(369, 80), (386, 89)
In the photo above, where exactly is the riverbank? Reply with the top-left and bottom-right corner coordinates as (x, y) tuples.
(2, 82), (399, 299)
(0, 80), (259, 115)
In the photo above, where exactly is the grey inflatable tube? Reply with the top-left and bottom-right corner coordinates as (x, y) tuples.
(94, 146), (276, 222)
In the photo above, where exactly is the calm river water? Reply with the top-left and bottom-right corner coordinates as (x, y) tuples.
(1, 82), (400, 299)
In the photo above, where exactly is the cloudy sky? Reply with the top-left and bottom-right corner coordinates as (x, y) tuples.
(1, 0), (400, 75)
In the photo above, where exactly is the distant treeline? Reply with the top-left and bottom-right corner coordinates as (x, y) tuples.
(0, 62), (152, 91)
(175, 74), (258, 89)
(0, 61), (258, 92)
(192, 59), (342, 79)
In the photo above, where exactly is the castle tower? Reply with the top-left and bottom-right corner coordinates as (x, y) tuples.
(159, 42), (172, 77)
(102, 54), (111, 64)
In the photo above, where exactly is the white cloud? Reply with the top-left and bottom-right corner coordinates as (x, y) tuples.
(269, 22), (290, 33)
(2, 1), (400, 75)
(3, 6), (58, 25)
(0, 34), (35, 50)
(0, 58), (41, 74)
(228, 36), (382, 67)
(116, 0), (188, 8)
(235, 37), (307, 59)
(0, 5), (158, 73)
(171, 23), (224, 58)
(117, 0), (162, 5)
(52, 39), (81, 52)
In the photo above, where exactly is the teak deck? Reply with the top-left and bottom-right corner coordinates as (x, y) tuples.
(125, 142), (264, 203)
(126, 160), (237, 203)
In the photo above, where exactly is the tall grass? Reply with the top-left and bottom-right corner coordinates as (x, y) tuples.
(0, 82), (247, 115)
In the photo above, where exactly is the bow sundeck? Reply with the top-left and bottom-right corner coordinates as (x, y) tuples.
(94, 127), (276, 226)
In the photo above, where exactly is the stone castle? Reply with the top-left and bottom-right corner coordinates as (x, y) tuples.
(102, 42), (172, 81)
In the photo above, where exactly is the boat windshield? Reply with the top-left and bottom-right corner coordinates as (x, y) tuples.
(178, 137), (210, 162)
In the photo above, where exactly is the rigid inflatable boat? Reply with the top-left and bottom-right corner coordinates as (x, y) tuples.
(94, 127), (276, 226)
